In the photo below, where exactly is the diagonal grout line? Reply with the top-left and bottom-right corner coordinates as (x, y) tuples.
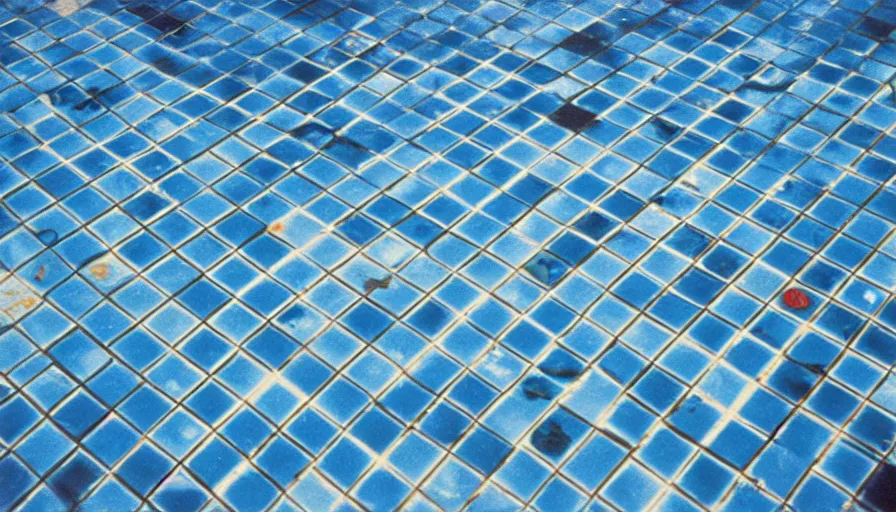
(1, 0), (896, 510)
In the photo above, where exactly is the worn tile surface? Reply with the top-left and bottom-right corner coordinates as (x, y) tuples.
(1, 0), (896, 510)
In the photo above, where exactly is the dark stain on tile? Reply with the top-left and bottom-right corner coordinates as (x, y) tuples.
(290, 122), (335, 147)
(363, 275), (392, 294)
(127, 3), (190, 36)
(538, 364), (581, 380)
(48, 457), (102, 506)
(34, 229), (58, 246)
(739, 77), (796, 93)
(531, 420), (571, 456)
(648, 117), (682, 141)
(862, 463), (896, 511)
(47, 86), (101, 113)
(559, 32), (609, 55)
(549, 104), (597, 132)
(74, 88), (104, 112)
(857, 14), (895, 40)
(521, 376), (558, 401)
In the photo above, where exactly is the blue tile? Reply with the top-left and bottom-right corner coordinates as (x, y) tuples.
(1, 1), (895, 510)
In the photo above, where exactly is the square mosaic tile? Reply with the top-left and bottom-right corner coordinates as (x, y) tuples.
(0, 0), (895, 509)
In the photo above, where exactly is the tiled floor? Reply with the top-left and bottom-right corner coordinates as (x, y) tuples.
(1, 0), (896, 510)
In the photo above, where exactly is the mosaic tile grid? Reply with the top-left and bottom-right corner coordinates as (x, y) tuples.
(1, 0), (896, 509)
